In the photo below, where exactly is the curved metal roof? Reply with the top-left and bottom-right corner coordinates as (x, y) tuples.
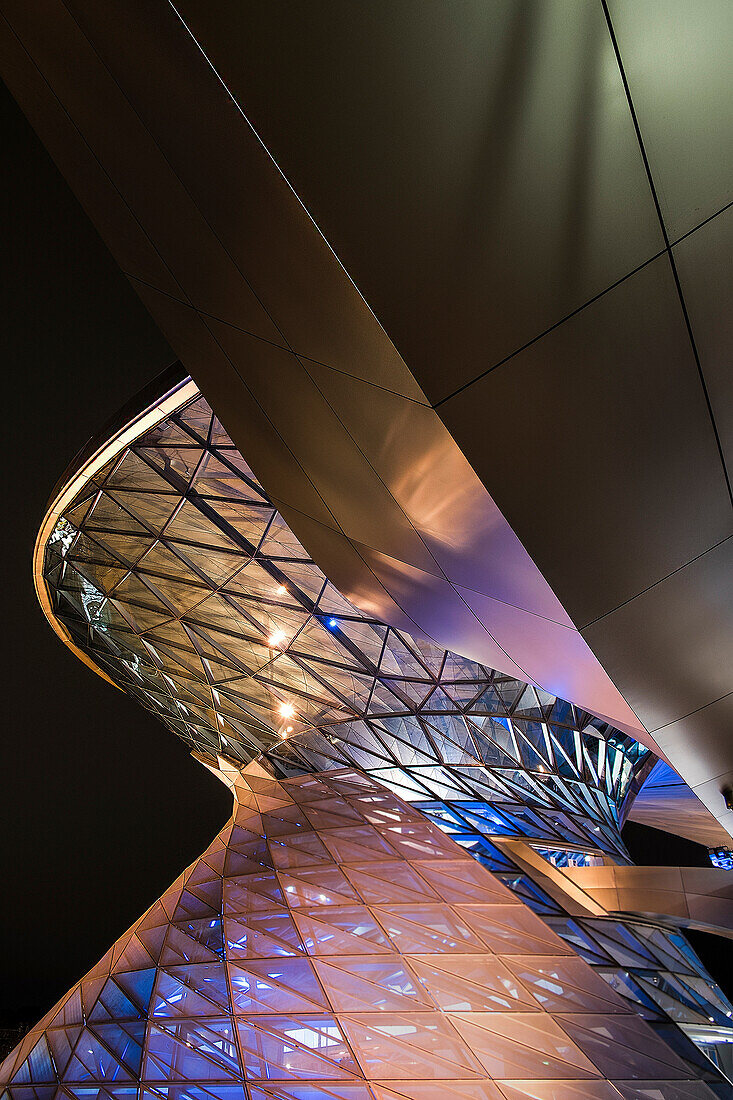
(7, 1), (732, 838)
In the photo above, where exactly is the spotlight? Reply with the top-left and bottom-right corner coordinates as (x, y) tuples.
(279, 702), (295, 719)
(327, 617), (338, 629)
(268, 629), (286, 647)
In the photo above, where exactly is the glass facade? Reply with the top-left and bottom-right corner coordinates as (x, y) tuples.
(1, 767), (726, 1099)
(9, 380), (730, 1095)
(42, 391), (645, 840)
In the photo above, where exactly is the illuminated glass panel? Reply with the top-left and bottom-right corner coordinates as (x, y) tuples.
(34, 382), (733, 1090)
(0, 767), (718, 1097)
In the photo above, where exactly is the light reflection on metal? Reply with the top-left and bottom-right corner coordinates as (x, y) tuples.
(39, 381), (647, 816)
(35, 378), (733, 1084)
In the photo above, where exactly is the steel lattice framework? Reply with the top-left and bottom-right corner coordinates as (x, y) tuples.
(44, 389), (644, 855)
(0, 766), (725, 1100)
(26, 382), (733, 1091)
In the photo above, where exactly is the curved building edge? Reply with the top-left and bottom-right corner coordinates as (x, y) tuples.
(21, 369), (733, 1088)
(33, 365), (730, 853)
(33, 365), (196, 687)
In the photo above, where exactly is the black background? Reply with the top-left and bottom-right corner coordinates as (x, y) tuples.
(0, 76), (730, 1027)
(0, 80), (230, 1026)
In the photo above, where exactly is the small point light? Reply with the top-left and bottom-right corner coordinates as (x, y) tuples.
(327, 617), (338, 629)
(276, 584), (287, 595)
(279, 702), (295, 719)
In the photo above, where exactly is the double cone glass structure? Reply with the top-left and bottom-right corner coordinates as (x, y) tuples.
(4, 370), (733, 1099)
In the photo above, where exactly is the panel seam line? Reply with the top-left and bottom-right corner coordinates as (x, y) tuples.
(600, 0), (733, 509)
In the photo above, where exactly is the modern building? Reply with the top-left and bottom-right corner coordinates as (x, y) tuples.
(1, 2), (733, 1096)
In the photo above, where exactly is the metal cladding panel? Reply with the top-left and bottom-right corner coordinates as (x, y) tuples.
(59, 0), (427, 402)
(582, 539), (733, 735)
(673, 205), (733, 473)
(627, 760), (732, 849)
(438, 256), (733, 628)
(649, 694), (733, 843)
(561, 863), (733, 937)
(171, 0), (664, 403)
(607, 0), (733, 240)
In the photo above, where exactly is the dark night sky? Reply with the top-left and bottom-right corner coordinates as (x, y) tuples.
(0, 77), (729, 1024)
(0, 80), (230, 1025)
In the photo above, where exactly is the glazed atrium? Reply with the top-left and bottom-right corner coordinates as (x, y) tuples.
(1, 372), (729, 1098)
(2, 2), (733, 1098)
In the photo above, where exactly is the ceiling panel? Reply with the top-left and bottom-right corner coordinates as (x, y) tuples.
(207, 320), (441, 573)
(456, 585), (644, 732)
(627, 761), (730, 848)
(438, 255), (732, 626)
(673, 204), (733, 473)
(58, 0), (425, 403)
(582, 536), (733, 734)
(301, 357), (574, 625)
(175, 0), (663, 402)
(607, 0), (733, 239)
(650, 693), (733, 837)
